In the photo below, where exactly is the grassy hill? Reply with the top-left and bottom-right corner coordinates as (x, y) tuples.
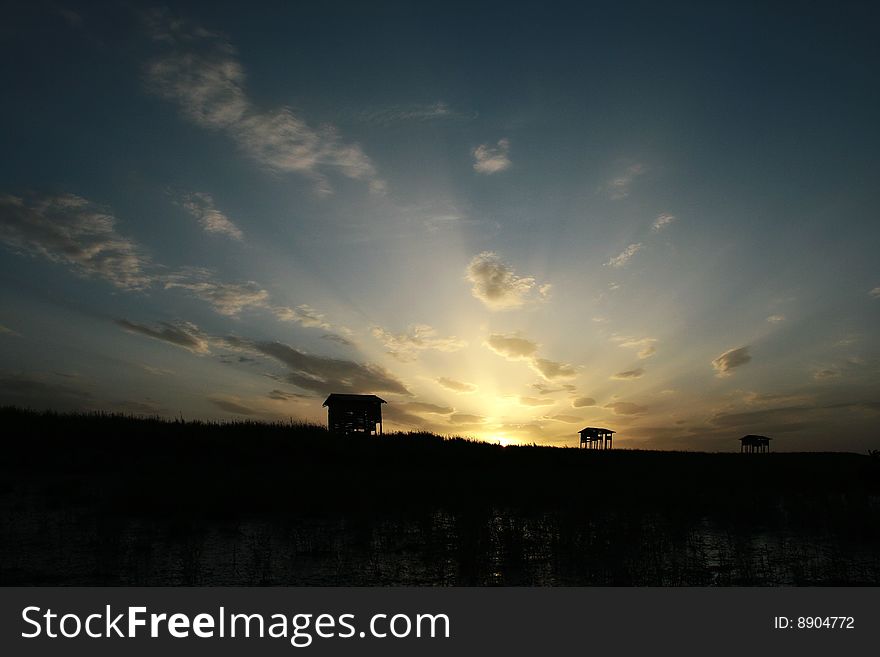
(1, 407), (878, 585)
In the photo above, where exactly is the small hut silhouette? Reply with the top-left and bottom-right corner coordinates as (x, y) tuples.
(579, 427), (615, 449)
(323, 393), (386, 436)
(740, 434), (771, 453)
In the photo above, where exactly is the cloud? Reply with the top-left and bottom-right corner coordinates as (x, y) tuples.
(613, 336), (657, 359)
(465, 251), (550, 310)
(353, 102), (474, 125)
(531, 358), (577, 379)
(532, 383), (576, 395)
(437, 377), (477, 393)
(116, 319), (210, 354)
(245, 339), (410, 396)
(267, 389), (311, 401)
(273, 304), (333, 330)
(813, 368), (840, 381)
(572, 396), (596, 408)
(145, 12), (383, 194)
(612, 368), (644, 380)
(550, 414), (583, 423)
(869, 287), (880, 299)
(399, 401), (455, 415)
(177, 191), (243, 240)
(321, 333), (353, 346)
(766, 314), (786, 323)
(450, 413), (485, 424)
(605, 163), (646, 199)
(371, 324), (466, 361)
(520, 396), (554, 407)
(0, 193), (152, 290)
(485, 333), (576, 381)
(485, 333), (539, 359)
(0, 324), (21, 337)
(652, 213), (676, 232)
(0, 372), (93, 403)
(604, 401), (647, 415)
(606, 243), (643, 268)
(210, 396), (259, 415)
(163, 267), (269, 316)
(472, 138), (511, 174)
(712, 346), (751, 377)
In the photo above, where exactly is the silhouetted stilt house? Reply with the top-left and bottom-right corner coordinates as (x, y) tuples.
(323, 393), (386, 436)
(740, 434), (771, 453)
(579, 427), (615, 449)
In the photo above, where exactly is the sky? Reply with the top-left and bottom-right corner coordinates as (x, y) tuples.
(1, 1), (879, 451)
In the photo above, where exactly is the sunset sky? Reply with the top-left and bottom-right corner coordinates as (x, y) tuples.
(1, 1), (878, 450)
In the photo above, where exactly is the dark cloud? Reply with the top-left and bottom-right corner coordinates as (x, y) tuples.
(267, 389), (312, 401)
(321, 333), (353, 346)
(0, 372), (92, 410)
(612, 368), (644, 380)
(249, 340), (410, 396)
(116, 319), (210, 353)
(572, 396), (597, 408)
(712, 346), (751, 376)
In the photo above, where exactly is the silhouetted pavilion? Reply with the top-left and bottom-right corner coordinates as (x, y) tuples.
(323, 393), (386, 436)
(579, 427), (615, 449)
(740, 434), (771, 453)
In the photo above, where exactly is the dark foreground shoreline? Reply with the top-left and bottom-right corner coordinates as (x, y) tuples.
(1, 408), (878, 585)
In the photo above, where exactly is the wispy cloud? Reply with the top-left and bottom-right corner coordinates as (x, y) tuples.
(437, 377), (477, 393)
(273, 304), (332, 330)
(652, 213), (676, 232)
(466, 251), (550, 310)
(869, 287), (880, 299)
(613, 336), (657, 359)
(144, 11), (383, 195)
(0, 193), (152, 290)
(606, 243), (643, 268)
(520, 396), (554, 407)
(572, 396), (596, 408)
(472, 138), (511, 174)
(177, 191), (243, 240)
(605, 401), (647, 415)
(605, 163), (646, 199)
(372, 324), (466, 361)
(485, 333), (576, 380)
(164, 267), (269, 316)
(766, 314), (785, 323)
(352, 101), (475, 125)
(116, 319), (210, 354)
(712, 346), (751, 377)
(813, 368), (840, 381)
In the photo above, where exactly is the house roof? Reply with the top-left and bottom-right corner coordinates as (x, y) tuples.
(740, 434), (771, 441)
(579, 426), (615, 435)
(323, 393), (387, 407)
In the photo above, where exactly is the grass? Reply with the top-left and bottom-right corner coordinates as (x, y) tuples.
(1, 407), (878, 585)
